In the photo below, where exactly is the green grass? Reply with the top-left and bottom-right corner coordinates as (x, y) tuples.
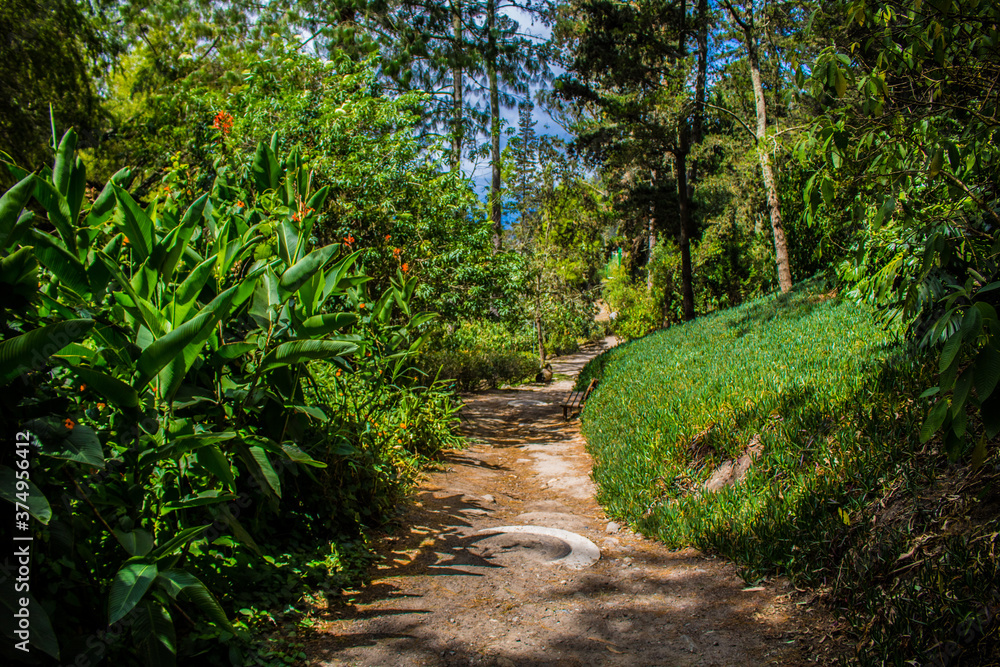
(579, 282), (1000, 664)
(579, 283), (922, 574)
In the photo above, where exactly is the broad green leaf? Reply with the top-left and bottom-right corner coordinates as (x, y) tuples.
(952, 368), (973, 415)
(0, 319), (94, 384)
(156, 569), (237, 634)
(0, 465), (52, 523)
(67, 157), (86, 226)
(250, 269), (281, 330)
(162, 493), (238, 512)
(32, 176), (75, 252)
(939, 333), (962, 373)
(85, 168), (132, 227)
(113, 528), (154, 557)
(136, 285), (240, 390)
(149, 525), (212, 560)
(213, 342), (256, 361)
(27, 419), (105, 468)
(259, 339), (358, 372)
(160, 194), (209, 279)
(30, 228), (89, 295)
(252, 141), (280, 193)
(279, 244), (337, 297)
(249, 446), (281, 498)
(281, 443), (327, 468)
(133, 601), (177, 666)
(299, 313), (357, 337)
(0, 174), (34, 249)
(919, 398), (949, 443)
(0, 245), (38, 301)
(195, 445), (235, 491)
(113, 185), (154, 261)
(170, 256), (217, 326)
(63, 364), (139, 409)
(52, 129), (77, 197)
(974, 345), (1000, 400)
(108, 561), (158, 624)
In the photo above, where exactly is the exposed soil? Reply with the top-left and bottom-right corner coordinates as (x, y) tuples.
(306, 339), (850, 666)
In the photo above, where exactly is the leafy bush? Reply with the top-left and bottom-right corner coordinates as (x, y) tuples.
(0, 129), (462, 666)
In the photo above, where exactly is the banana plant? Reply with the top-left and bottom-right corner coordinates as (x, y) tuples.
(0, 129), (381, 664)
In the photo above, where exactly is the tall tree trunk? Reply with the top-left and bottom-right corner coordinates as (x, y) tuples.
(745, 21), (792, 292)
(694, 0), (708, 147)
(676, 148), (694, 321)
(450, 0), (463, 171)
(487, 0), (502, 251)
(675, 0), (695, 321)
(647, 169), (656, 292)
(535, 308), (546, 367)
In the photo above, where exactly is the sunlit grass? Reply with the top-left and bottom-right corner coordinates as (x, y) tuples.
(578, 281), (926, 581)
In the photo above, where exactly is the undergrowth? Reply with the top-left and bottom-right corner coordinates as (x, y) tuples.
(579, 281), (1000, 664)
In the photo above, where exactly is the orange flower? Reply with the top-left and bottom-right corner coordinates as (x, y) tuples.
(385, 234), (391, 241)
(97, 402), (106, 410)
(79, 384), (86, 391)
(335, 369), (342, 377)
(392, 247), (401, 257)
(359, 302), (366, 309)
(64, 418), (75, 430)
(402, 262), (409, 273)
(123, 235), (130, 244)
(344, 234), (355, 245)
(236, 200), (245, 209)
(213, 110), (234, 136)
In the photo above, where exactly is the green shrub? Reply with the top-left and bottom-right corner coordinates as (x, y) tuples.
(420, 348), (538, 391)
(0, 129), (464, 666)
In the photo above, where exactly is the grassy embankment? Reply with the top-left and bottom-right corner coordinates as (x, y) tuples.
(579, 283), (1000, 664)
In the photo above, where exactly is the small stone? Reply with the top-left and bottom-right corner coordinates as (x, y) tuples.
(482, 494), (495, 504)
(606, 521), (621, 534)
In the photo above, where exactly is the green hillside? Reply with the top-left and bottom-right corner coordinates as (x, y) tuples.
(579, 283), (1000, 663)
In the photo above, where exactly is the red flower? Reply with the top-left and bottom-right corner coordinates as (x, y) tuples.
(385, 234), (391, 241)
(213, 111), (234, 136)
(344, 235), (355, 246)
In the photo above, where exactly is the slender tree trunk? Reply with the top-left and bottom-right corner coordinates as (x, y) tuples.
(647, 169), (656, 292)
(450, 0), (464, 171)
(745, 25), (793, 292)
(487, 0), (502, 251)
(676, 148), (694, 321)
(675, 0), (695, 321)
(535, 308), (546, 367)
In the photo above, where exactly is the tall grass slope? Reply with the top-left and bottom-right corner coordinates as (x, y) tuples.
(580, 284), (1000, 664)
(579, 284), (925, 573)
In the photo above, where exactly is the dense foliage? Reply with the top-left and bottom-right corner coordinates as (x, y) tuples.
(0, 105), (464, 667)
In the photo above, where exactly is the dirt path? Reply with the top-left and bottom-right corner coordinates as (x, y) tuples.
(306, 339), (845, 666)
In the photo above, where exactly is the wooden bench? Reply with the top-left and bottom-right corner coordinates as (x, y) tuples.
(562, 378), (598, 420)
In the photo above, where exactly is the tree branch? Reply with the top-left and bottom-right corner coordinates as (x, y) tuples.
(705, 103), (755, 139)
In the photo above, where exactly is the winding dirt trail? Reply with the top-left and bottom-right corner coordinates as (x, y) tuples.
(306, 339), (846, 666)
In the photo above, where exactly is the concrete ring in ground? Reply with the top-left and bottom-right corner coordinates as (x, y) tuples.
(474, 525), (601, 569)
